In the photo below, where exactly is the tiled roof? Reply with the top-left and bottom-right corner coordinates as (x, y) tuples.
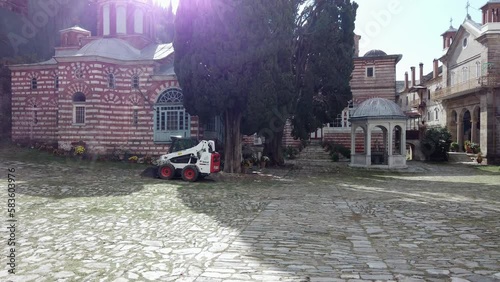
(56, 38), (174, 61)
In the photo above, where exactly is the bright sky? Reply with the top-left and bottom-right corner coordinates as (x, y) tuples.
(354, 0), (484, 80)
(156, 0), (485, 80)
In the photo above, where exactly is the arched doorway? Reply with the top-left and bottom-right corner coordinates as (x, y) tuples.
(449, 110), (458, 142)
(393, 125), (403, 155)
(371, 125), (388, 165)
(463, 110), (471, 142)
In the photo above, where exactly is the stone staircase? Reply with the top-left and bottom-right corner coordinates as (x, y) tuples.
(286, 140), (347, 173)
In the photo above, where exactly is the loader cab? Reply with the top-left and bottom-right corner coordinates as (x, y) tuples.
(168, 136), (199, 153)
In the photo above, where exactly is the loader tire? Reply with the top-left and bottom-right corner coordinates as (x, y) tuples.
(181, 165), (199, 182)
(158, 164), (175, 180)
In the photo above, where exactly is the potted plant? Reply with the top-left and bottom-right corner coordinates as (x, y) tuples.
(450, 141), (459, 152)
(464, 140), (472, 153)
(260, 155), (270, 168)
(470, 142), (481, 154)
(241, 159), (252, 174)
(73, 145), (86, 159)
(476, 152), (483, 164)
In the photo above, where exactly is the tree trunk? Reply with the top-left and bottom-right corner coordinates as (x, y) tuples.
(264, 125), (285, 166)
(223, 109), (242, 173)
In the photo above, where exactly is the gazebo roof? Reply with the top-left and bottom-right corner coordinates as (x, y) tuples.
(351, 98), (406, 120)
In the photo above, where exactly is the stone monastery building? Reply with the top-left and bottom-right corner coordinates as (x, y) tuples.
(9, 0), (221, 155)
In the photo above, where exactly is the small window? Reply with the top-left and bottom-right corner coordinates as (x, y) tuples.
(33, 107), (38, 124)
(74, 106), (85, 124)
(366, 67), (374, 77)
(405, 96), (408, 106)
(54, 76), (59, 89)
(463, 37), (468, 48)
(435, 109), (439, 120)
(427, 111), (431, 121)
(31, 77), (37, 89)
(427, 90), (431, 100)
(133, 109), (138, 125)
(476, 61), (481, 77)
(108, 73), (115, 88)
(132, 75), (139, 89)
(73, 92), (86, 124)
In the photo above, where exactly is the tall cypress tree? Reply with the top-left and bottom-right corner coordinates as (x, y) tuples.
(174, 0), (296, 173)
(291, 0), (358, 140)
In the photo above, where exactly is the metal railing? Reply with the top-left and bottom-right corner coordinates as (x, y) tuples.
(433, 74), (500, 100)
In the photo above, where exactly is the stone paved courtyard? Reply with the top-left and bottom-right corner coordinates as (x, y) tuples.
(1, 145), (500, 282)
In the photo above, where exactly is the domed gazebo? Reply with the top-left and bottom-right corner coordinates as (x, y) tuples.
(350, 98), (408, 168)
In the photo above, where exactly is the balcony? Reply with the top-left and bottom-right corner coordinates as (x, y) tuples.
(409, 99), (426, 109)
(432, 74), (500, 100)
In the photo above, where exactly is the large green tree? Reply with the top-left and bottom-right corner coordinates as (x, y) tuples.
(174, 0), (296, 173)
(291, 0), (358, 140)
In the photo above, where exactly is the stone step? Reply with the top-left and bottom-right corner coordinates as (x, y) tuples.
(448, 152), (475, 163)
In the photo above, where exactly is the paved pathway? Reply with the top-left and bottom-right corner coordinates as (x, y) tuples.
(1, 150), (499, 281)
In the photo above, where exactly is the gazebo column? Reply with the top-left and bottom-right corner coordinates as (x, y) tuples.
(366, 125), (372, 166)
(351, 126), (356, 157)
(401, 122), (407, 155)
(387, 123), (393, 166)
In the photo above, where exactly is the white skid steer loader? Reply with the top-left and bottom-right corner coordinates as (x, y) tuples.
(155, 140), (221, 182)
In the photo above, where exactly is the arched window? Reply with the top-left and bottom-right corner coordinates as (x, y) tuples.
(54, 76), (59, 89)
(31, 77), (37, 89)
(132, 75), (139, 89)
(476, 61), (481, 78)
(108, 73), (115, 88)
(103, 4), (110, 35)
(462, 67), (468, 82)
(435, 108), (439, 120)
(73, 92), (86, 124)
(134, 9), (144, 34)
(116, 5), (126, 34)
(153, 88), (190, 142)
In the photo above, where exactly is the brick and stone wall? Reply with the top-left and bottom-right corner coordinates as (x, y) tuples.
(10, 68), (59, 143)
(0, 65), (12, 141)
(10, 61), (201, 156)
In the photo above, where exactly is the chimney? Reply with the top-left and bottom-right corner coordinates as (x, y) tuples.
(419, 63), (424, 84)
(404, 72), (409, 91)
(418, 63), (424, 84)
(411, 66), (416, 87)
(433, 59), (439, 79)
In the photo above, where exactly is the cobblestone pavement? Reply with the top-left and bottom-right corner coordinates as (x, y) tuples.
(1, 147), (500, 282)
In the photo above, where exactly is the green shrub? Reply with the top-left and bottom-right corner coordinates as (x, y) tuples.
(323, 141), (350, 159)
(283, 146), (299, 159)
(331, 152), (340, 162)
(421, 126), (452, 161)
